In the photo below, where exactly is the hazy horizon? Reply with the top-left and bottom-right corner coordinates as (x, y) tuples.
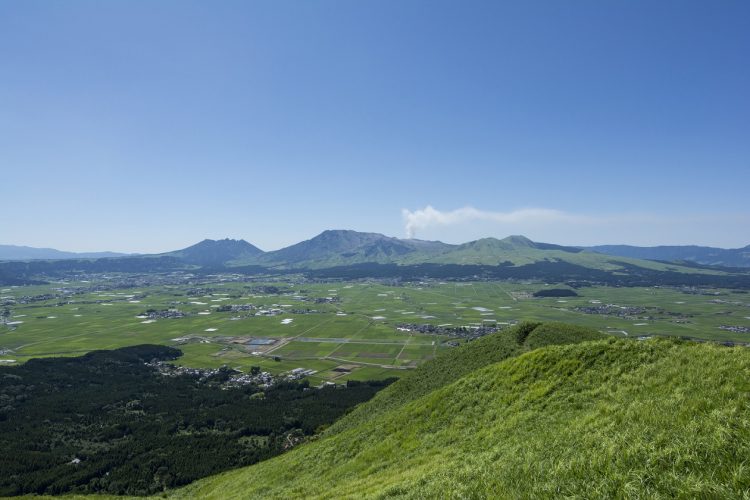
(2, 225), (750, 256)
(2, 1), (748, 253)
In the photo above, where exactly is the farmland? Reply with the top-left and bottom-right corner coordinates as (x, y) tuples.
(2, 273), (749, 383)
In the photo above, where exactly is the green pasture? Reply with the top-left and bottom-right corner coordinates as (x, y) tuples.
(2, 278), (749, 382)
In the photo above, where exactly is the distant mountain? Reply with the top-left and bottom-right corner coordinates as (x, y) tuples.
(231, 231), (698, 274)
(587, 244), (750, 268)
(0, 244), (128, 261)
(250, 230), (454, 268)
(4, 232), (749, 288)
(166, 238), (264, 266)
(407, 235), (591, 266)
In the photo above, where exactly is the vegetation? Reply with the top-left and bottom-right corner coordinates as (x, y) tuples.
(533, 288), (578, 297)
(589, 243), (750, 268)
(176, 335), (750, 498)
(0, 345), (391, 496)
(328, 323), (525, 434)
(3, 231), (750, 289)
(523, 321), (605, 350)
(330, 322), (602, 434)
(4, 278), (750, 384)
(165, 239), (263, 267)
(308, 261), (750, 288)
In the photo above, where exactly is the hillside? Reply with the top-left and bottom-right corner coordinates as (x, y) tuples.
(325, 322), (602, 435)
(402, 235), (613, 268)
(588, 244), (750, 268)
(406, 236), (711, 274)
(3, 231), (749, 288)
(0, 346), (392, 496)
(176, 333), (750, 498)
(234, 231), (714, 276)
(165, 238), (264, 266)
(249, 230), (453, 268)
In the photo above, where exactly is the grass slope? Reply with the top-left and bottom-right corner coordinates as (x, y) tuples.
(177, 337), (750, 498)
(410, 236), (712, 273)
(329, 321), (597, 434)
(327, 322), (528, 434)
(229, 231), (717, 274)
(523, 321), (604, 350)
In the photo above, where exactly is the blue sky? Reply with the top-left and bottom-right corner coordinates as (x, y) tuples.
(1, 1), (748, 252)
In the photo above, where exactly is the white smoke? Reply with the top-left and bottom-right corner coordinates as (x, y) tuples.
(400, 205), (750, 247)
(402, 205), (593, 238)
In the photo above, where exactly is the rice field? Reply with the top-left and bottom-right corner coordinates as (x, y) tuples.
(1, 278), (748, 381)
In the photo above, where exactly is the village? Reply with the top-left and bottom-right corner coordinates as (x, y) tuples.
(719, 325), (750, 334)
(574, 303), (648, 318)
(144, 357), (320, 389)
(394, 322), (506, 341)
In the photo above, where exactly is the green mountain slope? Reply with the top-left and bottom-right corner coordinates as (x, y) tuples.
(165, 238), (264, 266)
(589, 243), (750, 268)
(326, 321), (529, 434)
(400, 235), (706, 273)
(2, 232), (742, 287)
(523, 321), (603, 350)
(326, 322), (595, 435)
(248, 230), (453, 268)
(233, 231), (716, 275)
(176, 336), (750, 498)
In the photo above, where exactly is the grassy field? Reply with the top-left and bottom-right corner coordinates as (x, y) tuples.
(2, 277), (749, 382)
(175, 331), (750, 498)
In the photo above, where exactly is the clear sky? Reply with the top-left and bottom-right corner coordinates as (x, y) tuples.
(2, 1), (748, 252)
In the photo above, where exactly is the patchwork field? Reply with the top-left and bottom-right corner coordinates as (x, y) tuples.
(1, 275), (749, 382)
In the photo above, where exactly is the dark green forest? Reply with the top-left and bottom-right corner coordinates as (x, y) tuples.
(4, 256), (750, 289)
(0, 345), (392, 496)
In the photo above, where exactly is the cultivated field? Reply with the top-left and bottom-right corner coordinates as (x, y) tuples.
(2, 276), (749, 382)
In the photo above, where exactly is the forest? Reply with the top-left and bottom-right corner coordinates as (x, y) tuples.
(0, 345), (393, 496)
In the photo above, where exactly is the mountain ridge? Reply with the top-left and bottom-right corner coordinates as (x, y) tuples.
(0, 244), (130, 261)
(164, 238), (264, 267)
(2, 232), (749, 288)
(587, 243), (750, 268)
(5, 233), (748, 268)
(180, 232), (748, 270)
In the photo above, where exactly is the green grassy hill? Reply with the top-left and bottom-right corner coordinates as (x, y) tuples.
(248, 230), (453, 269)
(401, 235), (710, 273)
(327, 322), (601, 434)
(326, 322), (527, 434)
(523, 321), (604, 350)
(589, 243), (750, 268)
(238, 231), (716, 275)
(165, 238), (264, 266)
(172, 324), (750, 498)
(4, 232), (740, 287)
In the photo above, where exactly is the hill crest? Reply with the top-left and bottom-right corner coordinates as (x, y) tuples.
(167, 238), (264, 266)
(175, 329), (750, 498)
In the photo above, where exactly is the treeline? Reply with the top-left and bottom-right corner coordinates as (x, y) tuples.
(0, 345), (392, 496)
(3, 255), (750, 289)
(305, 261), (750, 288)
(533, 288), (579, 297)
(0, 256), (188, 283)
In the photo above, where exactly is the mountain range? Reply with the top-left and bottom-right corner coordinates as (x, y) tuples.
(4, 231), (748, 268)
(143, 231), (671, 273)
(0, 245), (129, 261)
(160, 231), (749, 273)
(586, 244), (750, 268)
(3, 231), (750, 288)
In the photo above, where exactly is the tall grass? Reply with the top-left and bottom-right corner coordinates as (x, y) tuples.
(177, 334), (750, 498)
